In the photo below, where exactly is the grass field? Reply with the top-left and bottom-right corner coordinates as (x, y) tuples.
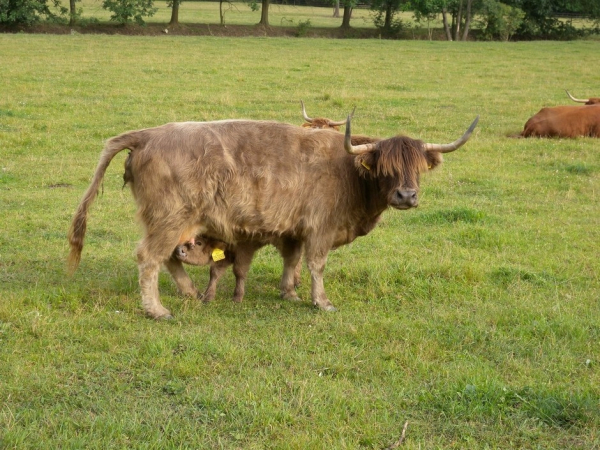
(1, 34), (599, 448)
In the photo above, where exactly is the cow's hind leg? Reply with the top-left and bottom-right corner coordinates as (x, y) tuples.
(137, 229), (186, 319)
(164, 257), (199, 298)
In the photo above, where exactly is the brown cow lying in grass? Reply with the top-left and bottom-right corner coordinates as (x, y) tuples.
(521, 91), (600, 138)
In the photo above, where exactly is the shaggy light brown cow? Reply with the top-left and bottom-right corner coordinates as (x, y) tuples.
(69, 116), (478, 319)
(172, 103), (367, 304)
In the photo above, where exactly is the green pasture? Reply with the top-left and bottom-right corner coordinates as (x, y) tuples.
(1, 35), (599, 448)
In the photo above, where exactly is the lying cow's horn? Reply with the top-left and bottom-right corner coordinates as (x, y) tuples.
(423, 116), (479, 153)
(301, 100), (351, 127)
(344, 114), (376, 155)
(327, 106), (355, 127)
(565, 90), (588, 104)
(300, 100), (313, 123)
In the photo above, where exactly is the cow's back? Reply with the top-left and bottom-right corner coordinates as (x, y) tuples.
(126, 120), (359, 241)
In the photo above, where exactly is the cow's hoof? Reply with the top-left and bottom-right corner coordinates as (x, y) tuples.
(156, 313), (174, 321)
(281, 292), (301, 302)
(317, 304), (336, 312)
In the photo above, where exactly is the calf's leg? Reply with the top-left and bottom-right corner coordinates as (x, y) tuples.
(202, 259), (232, 302)
(163, 257), (198, 298)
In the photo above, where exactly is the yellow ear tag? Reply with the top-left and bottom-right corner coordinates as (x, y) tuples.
(361, 160), (371, 171)
(211, 249), (226, 262)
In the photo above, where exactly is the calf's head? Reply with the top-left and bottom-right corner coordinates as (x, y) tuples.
(344, 116), (479, 210)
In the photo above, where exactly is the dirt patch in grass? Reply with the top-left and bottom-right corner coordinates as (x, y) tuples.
(1, 22), (383, 39)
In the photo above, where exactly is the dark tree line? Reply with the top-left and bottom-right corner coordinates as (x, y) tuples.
(1, 0), (598, 40)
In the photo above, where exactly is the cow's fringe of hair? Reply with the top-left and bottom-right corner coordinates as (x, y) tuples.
(375, 137), (429, 178)
(67, 132), (142, 273)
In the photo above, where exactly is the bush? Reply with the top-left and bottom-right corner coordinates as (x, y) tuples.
(296, 18), (311, 37)
(477, 0), (524, 41)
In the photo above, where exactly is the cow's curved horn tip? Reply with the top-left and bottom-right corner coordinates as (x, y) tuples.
(468, 115), (480, 132)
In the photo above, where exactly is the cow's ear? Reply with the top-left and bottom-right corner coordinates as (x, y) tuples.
(424, 151), (444, 171)
(354, 153), (376, 177)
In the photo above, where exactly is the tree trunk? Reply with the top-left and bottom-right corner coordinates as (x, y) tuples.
(455, 0), (463, 41)
(441, 9), (452, 41)
(259, 0), (269, 26)
(461, 0), (472, 41)
(341, 5), (352, 28)
(69, 0), (76, 25)
(333, 0), (340, 18)
(169, 0), (179, 26)
(384, 3), (393, 31)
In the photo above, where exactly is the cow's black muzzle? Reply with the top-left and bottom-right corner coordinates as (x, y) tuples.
(391, 189), (418, 209)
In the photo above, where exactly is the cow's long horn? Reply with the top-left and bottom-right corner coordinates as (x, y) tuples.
(423, 116), (479, 153)
(300, 100), (313, 123)
(565, 90), (588, 104)
(327, 106), (355, 127)
(344, 114), (376, 155)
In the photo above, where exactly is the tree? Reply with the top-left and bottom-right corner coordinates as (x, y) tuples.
(341, 4), (351, 27)
(0, 0), (66, 25)
(502, 0), (599, 38)
(371, 0), (407, 35)
(167, 0), (181, 26)
(412, 0), (444, 39)
(102, 0), (157, 25)
(68, 0), (77, 25)
(259, 0), (269, 25)
(412, 0), (475, 40)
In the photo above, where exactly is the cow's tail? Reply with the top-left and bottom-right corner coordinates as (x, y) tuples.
(67, 131), (143, 273)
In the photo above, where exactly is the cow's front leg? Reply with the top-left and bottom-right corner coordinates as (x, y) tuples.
(304, 242), (335, 311)
(137, 229), (184, 319)
(278, 239), (303, 302)
(137, 256), (172, 320)
(164, 257), (198, 298)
